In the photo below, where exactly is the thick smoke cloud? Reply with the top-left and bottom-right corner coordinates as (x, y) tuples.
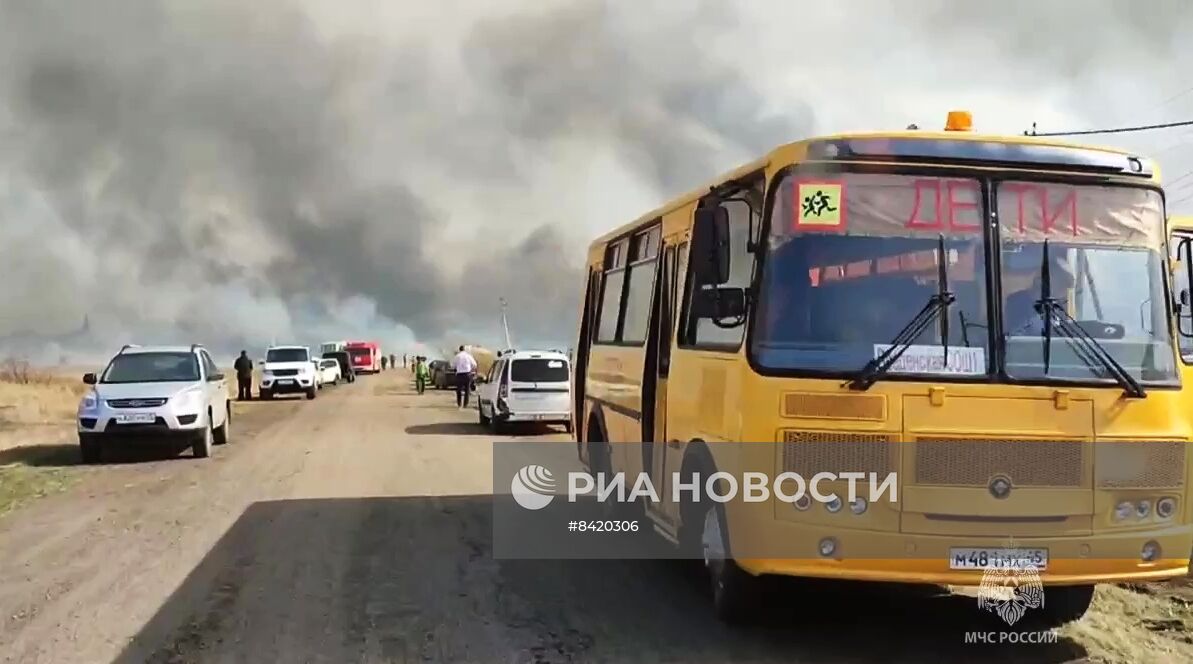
(0, 0), (802, 361)
(0, 0), (1191, 363)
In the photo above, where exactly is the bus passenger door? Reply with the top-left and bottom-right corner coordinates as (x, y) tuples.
(574, 268), (599, 456)
(643, 239), (686, 528)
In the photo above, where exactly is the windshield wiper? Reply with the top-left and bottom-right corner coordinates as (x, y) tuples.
(1032, 240), (1146, 398)
(848, 235), (955, 391)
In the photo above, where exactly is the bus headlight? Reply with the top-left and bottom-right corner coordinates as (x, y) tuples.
(849, 498), (868, 515)
(818, 537), (838, 557)
(1156, 497), (1178, 520)
(1136, 500), (1152, 519)
(825, 496), (843, 513)
(1114, 501), (1134, 521)
(793, 494), (812, 511)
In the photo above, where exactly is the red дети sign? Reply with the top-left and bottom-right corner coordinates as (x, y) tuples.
(1000, 182), (1079, 237)
(906, 179), (981, 233)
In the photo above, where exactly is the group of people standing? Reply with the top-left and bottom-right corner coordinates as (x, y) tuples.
(408, 346), (477, 408)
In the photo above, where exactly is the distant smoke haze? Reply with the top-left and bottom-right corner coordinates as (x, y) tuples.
(1, 0), (1190, 363)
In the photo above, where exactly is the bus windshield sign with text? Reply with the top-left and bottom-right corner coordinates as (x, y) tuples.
(783, 174), (1162, 247)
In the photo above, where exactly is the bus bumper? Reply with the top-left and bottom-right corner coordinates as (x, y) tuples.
(732, 521), (1193, 586)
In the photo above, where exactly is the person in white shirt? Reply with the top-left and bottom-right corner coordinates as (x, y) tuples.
(451, 345), (478, 408)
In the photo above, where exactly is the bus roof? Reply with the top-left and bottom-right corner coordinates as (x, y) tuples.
(590, 127), (1159, 250)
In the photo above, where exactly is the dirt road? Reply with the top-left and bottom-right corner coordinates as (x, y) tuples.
(0, 371), (1184, 663)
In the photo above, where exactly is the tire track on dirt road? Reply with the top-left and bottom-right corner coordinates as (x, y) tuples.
(0, 382), (343, 664)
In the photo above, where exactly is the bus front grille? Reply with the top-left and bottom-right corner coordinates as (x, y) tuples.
(913, 438), (1086, 488)
(1095, 441), (1186, 489)
(781, 431), (894, 476)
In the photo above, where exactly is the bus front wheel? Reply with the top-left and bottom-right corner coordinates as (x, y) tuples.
(1028, 585), (1096, 629)
(699, 502), (759, 624)
(680, 459), (759, 624)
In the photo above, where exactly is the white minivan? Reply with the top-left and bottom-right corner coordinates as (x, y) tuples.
(476, 350), (572, 433)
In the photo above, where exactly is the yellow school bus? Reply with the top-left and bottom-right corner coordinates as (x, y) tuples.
(571, 111), (1193, 626)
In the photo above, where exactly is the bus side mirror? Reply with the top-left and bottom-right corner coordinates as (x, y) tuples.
(693, 205), (731, 285)
(1179, 238), (1193, 338)
(691, 286), (747, 320)
(1179, 289), (1193, 338)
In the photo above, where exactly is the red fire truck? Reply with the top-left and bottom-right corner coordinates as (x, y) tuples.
(345, 341), (381, 374)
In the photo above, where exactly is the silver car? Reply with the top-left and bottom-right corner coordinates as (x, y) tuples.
(76, 344), (231, 463)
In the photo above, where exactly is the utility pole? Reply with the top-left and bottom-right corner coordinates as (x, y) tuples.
(500, 298), (513, 350)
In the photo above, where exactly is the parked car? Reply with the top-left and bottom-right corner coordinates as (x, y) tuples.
(317, 357), (343, 385)
(260, 346), (318, 400)
(429, 359), (454, 390)
(475, 349), (572, 433)
(322, 350), (356, 383)
(76, 344), (231, 463)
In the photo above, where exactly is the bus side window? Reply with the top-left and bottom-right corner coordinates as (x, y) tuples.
(621, 227), (661, 346)
(595, 240), (628, 344)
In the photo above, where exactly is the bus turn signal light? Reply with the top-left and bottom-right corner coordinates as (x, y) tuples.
(945, 110), (973, 131)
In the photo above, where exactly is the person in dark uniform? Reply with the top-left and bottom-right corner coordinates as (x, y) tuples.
(381, 355), (389, 371)
(234, 350), (253, 401)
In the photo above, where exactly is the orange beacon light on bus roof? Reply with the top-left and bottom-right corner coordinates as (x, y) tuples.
(945, 110), (973, 131)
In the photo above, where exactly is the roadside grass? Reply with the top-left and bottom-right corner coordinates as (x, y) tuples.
(0, 359), (90, 517)
(0, 358), (88, 426)
(0, 460), (76, 518)
(1062, 583), (1193, 662)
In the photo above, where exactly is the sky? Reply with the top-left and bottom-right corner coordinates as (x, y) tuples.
(0, 0), (1191, 363)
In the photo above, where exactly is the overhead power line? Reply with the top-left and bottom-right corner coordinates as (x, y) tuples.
(1025, 119), (1193, 137)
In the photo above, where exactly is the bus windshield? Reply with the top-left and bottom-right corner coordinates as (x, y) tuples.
(998, 182), (1176, 384)
(754, 172), (990, 376)
(752, 172), (1178, 385)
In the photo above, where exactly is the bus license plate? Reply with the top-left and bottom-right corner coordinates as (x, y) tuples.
(949, 548), (1048, 570)
(116, 413), (156, 424)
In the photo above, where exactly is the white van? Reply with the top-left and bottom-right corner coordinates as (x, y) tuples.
(476, 350), (572, 433)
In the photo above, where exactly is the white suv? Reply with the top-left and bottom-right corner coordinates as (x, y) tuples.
(317, 358), (343, 385)
(476, 349), (572, 433)
(76, 344), (231, 463)
(260, 345), (318, 400)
